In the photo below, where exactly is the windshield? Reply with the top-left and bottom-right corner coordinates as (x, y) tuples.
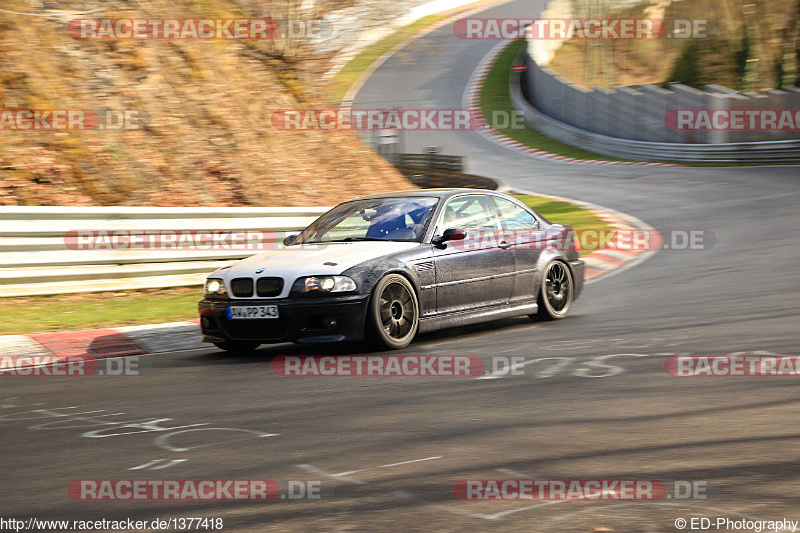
(295, 197), (439, 244)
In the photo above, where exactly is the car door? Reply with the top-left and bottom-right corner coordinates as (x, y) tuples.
(432, 194), (515, 314)
(490, 196), (544, 304)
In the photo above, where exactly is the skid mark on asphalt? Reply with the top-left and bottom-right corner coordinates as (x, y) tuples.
(0, 402), (280, 470)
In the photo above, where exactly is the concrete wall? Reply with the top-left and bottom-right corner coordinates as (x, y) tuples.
(524, 55), (800, 144)
(511, 62), (800, 162)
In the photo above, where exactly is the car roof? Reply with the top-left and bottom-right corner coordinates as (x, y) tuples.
(349, 188), (501, 202)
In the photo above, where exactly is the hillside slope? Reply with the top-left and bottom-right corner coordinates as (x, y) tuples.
(0, 0), (413, 206)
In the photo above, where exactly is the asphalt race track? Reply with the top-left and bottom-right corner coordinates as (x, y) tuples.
(2, 1), (800, 531)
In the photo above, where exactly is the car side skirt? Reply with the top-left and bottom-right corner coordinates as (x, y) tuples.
(418, 301), (538, 334)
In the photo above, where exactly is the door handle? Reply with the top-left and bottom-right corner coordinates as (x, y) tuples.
(499, 240), (513, 250)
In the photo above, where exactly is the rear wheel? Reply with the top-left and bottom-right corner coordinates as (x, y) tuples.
(213, 340), (261, 353)
(535, 260), (573, 320)
(366, 274), (419, 350)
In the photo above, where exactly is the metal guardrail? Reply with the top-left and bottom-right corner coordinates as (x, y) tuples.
(513, 53), (800, 163)
(396, 167), (498, 190)
(0, 207), (329, 297)
(399, 153), (465, 172)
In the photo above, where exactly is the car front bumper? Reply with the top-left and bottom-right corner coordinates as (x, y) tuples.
(199, 295), (370, 345)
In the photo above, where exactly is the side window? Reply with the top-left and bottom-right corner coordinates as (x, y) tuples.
(492, 197), (540, 231)
(436, 195), (500, 234)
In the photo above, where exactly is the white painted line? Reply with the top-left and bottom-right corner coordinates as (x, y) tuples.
(129, 459), (165, 470)
(297, 464), (366, 485)
(496, 468), (530, 478)
(334, 456), (442, 477)
(477, 356), (575, 380)
(429, 503), (498, 521)
(483, 500), (569, 520)
(152, 459), (188, 470)
(1, 398), (20, 409)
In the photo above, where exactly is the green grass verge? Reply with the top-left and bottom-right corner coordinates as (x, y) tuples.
(0, 194), (608, 335)
(0, 288), (201, 336)
(482, 40), (800, 167)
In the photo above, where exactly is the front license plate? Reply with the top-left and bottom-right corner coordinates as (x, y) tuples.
(227, 305), (279, 320)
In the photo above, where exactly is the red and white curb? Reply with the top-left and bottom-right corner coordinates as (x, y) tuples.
(507, 188), (659, 284)
(582, 211), (651, 281)
(463, 39), (681, 167)
(0, 321), (204, 370)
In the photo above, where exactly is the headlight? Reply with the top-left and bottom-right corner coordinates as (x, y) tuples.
(204, 278), (228, 298)
(291, 275), (357, 296)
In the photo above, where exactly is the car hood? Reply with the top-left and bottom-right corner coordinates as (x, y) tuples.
(213, 241), (421, 297)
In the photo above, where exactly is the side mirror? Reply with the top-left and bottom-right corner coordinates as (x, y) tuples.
(432, 228), (467, 248)
(283, 234), (299, 246)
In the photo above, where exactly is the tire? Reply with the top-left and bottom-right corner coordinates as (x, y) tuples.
(366, 274), (419, 350)
(213, 340), (261, 353)
(535, 260), (574, 320)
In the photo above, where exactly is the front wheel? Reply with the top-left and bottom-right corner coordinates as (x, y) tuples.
(366, 274), (419, 350)
(535, 260), (574, 320)
(213, 340), (261, 353)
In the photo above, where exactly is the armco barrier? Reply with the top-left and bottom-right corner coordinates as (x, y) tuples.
(0, 207), (328, 297)
(397, 167), (499, 190)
